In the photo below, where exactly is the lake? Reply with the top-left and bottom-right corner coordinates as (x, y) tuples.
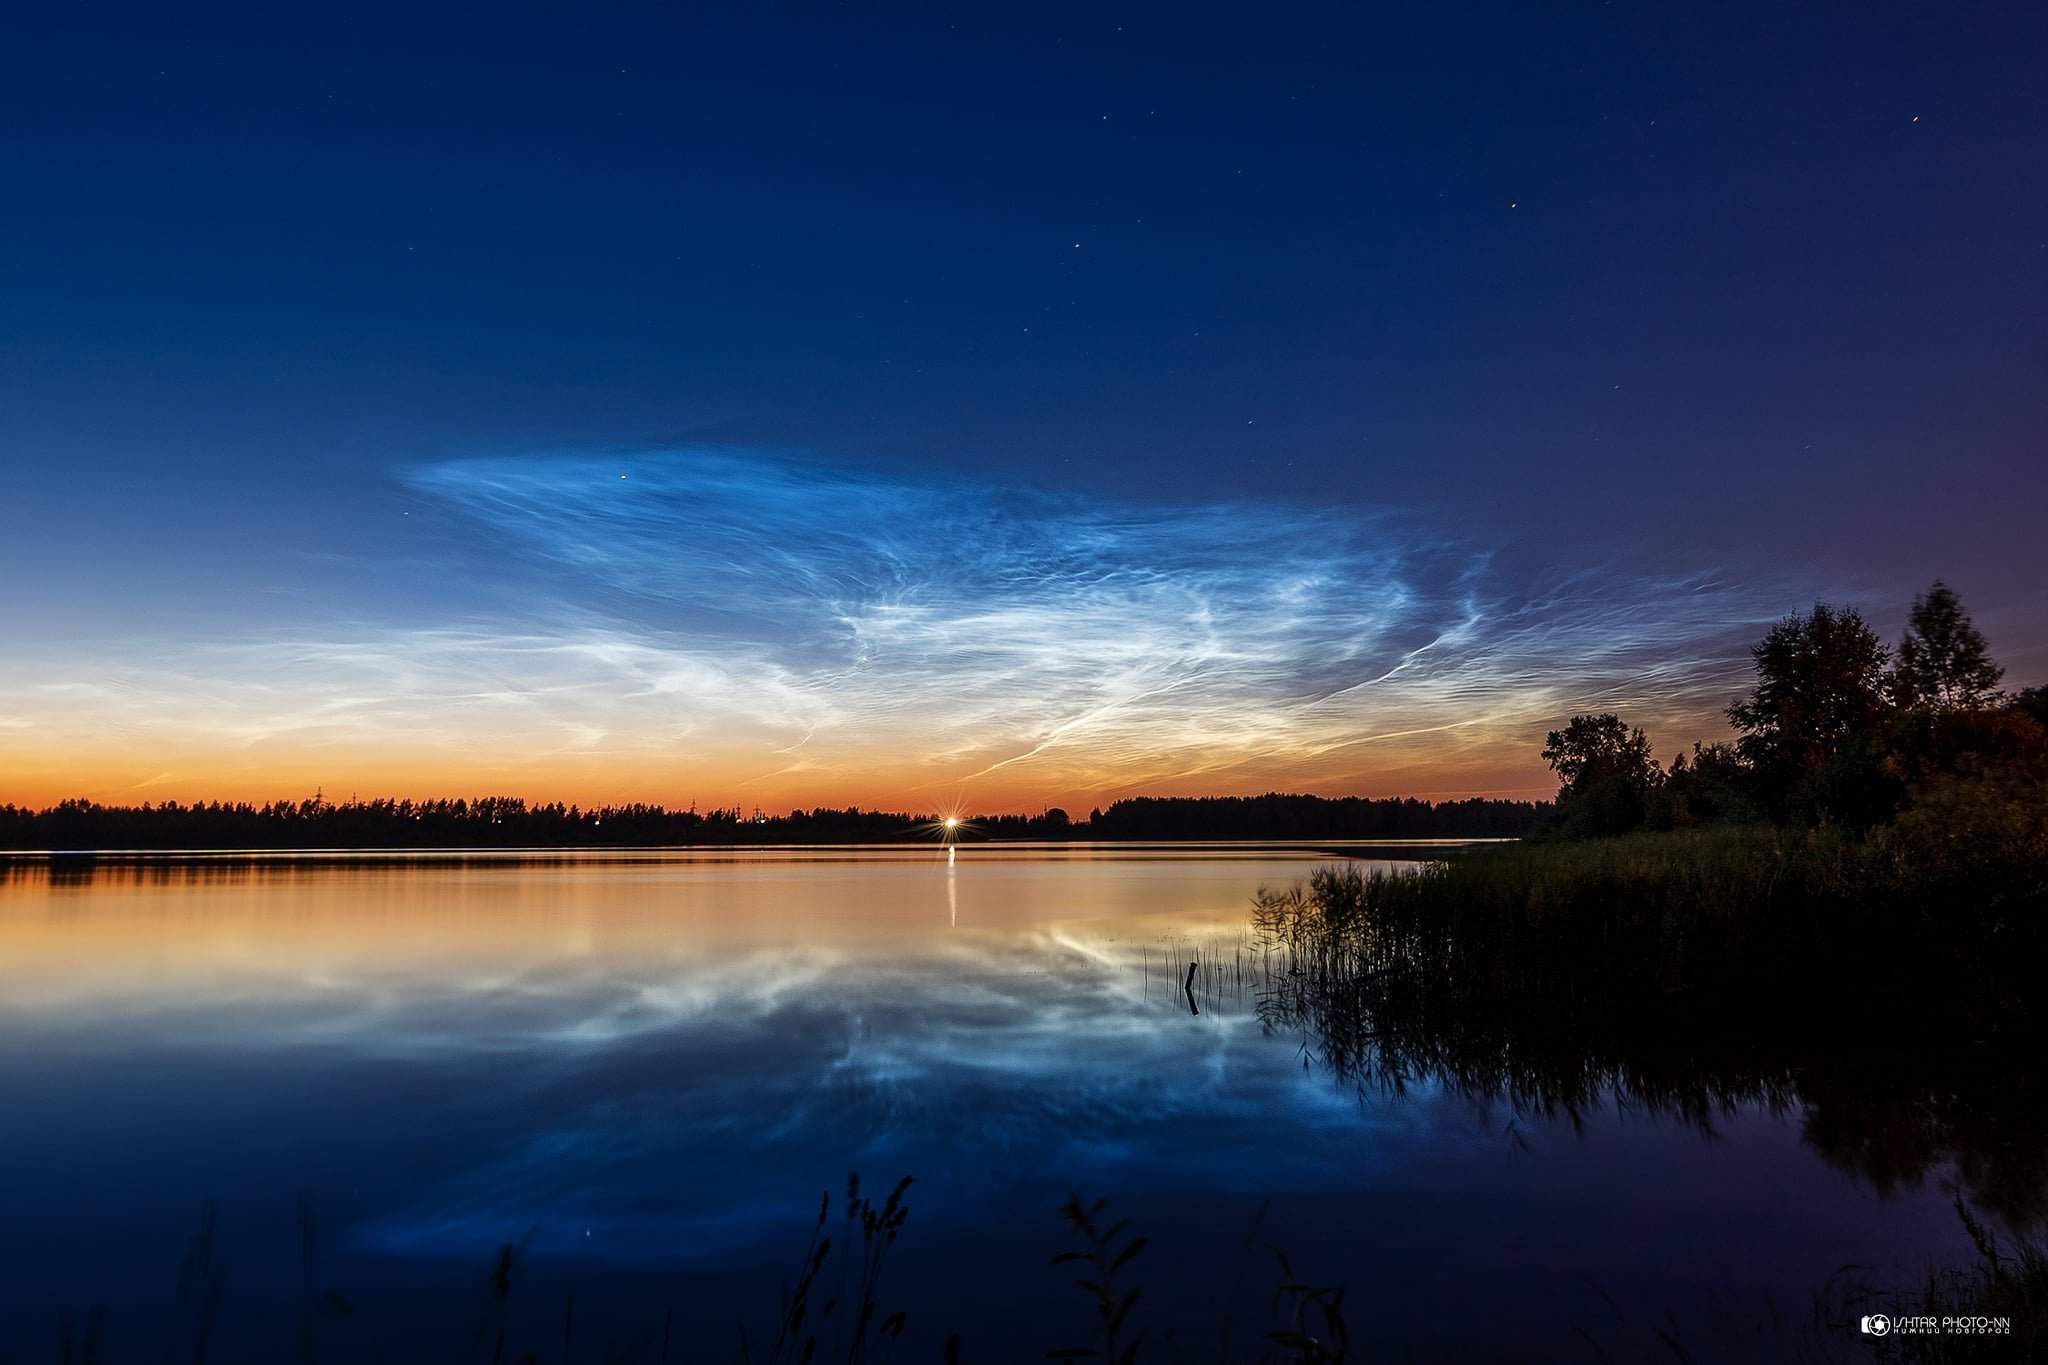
(0, 847), (2026, 1360)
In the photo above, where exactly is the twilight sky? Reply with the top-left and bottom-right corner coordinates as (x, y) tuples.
(2, 1), (2043, 811)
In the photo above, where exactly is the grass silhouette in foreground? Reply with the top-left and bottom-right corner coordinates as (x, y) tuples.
(740, 1173), (916, 1365)
(16, 1171), (2041, 1364)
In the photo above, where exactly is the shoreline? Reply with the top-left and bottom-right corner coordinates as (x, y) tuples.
(0, 837), (1497, 863)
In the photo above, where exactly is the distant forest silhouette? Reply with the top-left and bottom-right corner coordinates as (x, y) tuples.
(0, 791), (1549, 851)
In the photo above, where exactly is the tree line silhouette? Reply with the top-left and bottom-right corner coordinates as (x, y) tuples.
(0, 792), (1549, 852)
(1542, 579), (2047, 837)
(1077, 793), (1544, 840)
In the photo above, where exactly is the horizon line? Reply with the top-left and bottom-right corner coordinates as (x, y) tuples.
(0, 787), (1560, 819)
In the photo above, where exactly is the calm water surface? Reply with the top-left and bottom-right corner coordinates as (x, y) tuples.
(0, 848), (2020, 1360)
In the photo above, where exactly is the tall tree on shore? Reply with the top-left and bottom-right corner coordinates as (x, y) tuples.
(1542, 713), (1655, 790)
(1727, 604), (1892, 806)
(1893, 580), (2003, 713)
(1542, 713), (1659, 834)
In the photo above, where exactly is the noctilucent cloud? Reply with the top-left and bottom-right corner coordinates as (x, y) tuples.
(0, 447), (1863, 806)
(1, 1), (2043, 809)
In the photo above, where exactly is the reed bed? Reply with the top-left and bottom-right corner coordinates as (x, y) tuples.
(1249, 825), (2047, 1039)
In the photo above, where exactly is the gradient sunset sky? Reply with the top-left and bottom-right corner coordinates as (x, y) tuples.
(3, 1), (2043, 812)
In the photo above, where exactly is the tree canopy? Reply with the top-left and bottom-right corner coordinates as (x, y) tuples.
(1542, 713), (1659, 836)
(1894, 580), (2004, 712)
(1726, 603), (1891, 795)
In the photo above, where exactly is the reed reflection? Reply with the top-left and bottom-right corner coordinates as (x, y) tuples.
(1245, 871), (2048, 1233)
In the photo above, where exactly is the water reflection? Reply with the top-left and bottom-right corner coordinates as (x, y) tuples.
(1243, 889), (2048, 1235)
(0, 851), (2034, 1360)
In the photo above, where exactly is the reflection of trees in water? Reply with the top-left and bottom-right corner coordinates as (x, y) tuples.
(1244, 892), (2048, 1232)
(1796, 1054), (2048, 1229)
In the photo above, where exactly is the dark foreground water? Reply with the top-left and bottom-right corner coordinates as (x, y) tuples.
(0, 848), (2034, 1361)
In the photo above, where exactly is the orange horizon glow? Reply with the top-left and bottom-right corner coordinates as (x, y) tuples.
(0, 770), (1566, 817)
(0, 739), (1589, 815)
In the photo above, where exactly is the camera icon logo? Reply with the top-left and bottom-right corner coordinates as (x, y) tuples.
(1861, 1314), (1892, 1337)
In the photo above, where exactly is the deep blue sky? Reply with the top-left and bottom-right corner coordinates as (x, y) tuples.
(3, 1), (2043, 806)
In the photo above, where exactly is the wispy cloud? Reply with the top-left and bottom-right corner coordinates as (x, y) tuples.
(2, 450), (1806, 803)
(392, 451), (1792, 795)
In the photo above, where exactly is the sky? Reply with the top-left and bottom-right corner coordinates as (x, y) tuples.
(2, 0), (2043, 812)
